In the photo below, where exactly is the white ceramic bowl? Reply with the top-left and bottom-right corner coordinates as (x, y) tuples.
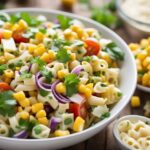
(113, 115), (150, 150)
(137, 84), (150, 93)
(0, 8), (137, 150)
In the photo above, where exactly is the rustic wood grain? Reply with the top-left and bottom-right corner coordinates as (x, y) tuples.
(3, 0), (149, 150)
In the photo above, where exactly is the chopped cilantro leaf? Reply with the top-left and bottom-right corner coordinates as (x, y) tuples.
(0, 91), (16, 117)
(64, 118), (73, 125)
(31, 57), (46, 70)
(103, 42), (124, 61)
(39, 89), (49, 97)
(81, 56), (92, 62)
(101, 112), (110, 120)
(34, 126), (42, 135)
(57, 15), (71, 30)
(56, 48), (71, 63)
(39, 28), (47, 34)
(64, 74), (80, 97)
(20, 70), (32, 79)
(41, 69), (53, 83)
(0, 64), (7, 75)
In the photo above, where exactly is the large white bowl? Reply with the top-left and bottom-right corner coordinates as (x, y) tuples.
(0, 8), (137, 150)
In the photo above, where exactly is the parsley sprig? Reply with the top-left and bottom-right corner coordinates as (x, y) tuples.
(0, 91), (16, 117)
(64, 74), (80, 97)
(56, 48), (71, 63)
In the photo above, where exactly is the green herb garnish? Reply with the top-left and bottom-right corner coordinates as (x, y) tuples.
(57, 15), (71, 30)
(34, 126), (42, 135)
(39, 89), (49, 97)
(56, 48), (71, 63)
(41, 69), (53, 83)
(103, 42), (124, 61)
(64, 74), (80, 97)
(0, 91), (16, 117)
(31, 57), (46, 70)
(20, 70), (32, 79)
(81, 56), (93, 62)
(0, 64), (7, 75)
(101, 112), (110, 120)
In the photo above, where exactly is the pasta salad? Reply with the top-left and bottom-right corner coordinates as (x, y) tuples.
(0, 12), (124, 139)
(118, 119), (150, 150)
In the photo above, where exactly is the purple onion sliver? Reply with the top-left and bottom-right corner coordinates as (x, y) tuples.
(49, 117), (61, 132)
(71, 65), (84, 75)
(13, 130), (28, 139)
(28, 64), (32, 72)
(42, 82), (52, 89)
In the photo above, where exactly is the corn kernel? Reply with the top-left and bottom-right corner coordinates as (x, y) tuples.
(40, 52), (50, 63)
(36, 110), (46, 118)
(143, 57), (150, 67)
(54, 130), (70, 137)
(146, 46), (150, 55)
(15, 67), (20, 71)
(12, 24), (19, 31)
(0, 56), (6, 64)
(131, 96), (141, 107)
(142, 73), (149, 86)
(137, 51), (147, 61)
(86, 83), (93, 91)
(28, 44), (37, 54)
(129, 43), (139, 51)
(3, 22), (13, 30)
(4, 69), (14, 78)
(70, 53), (76, 60)
(13, 91), (26, 102)
(35, 32), (44, 42)
(18, 106), (23, 112)
(38, 117), (48, 126)
(56, 82), (66, 95)
(24, 106), (32, 113)
(32, 103), (44, 113)
(3, 30), (12, 39)
(48, 50), (56, 60)
(84, 88), (92, 98)
(100, 52), (112, 64)
(20, 111), (29, 120)
(19, 98), (30, 108)
(18, 19), (28, 30)
(57, 69), (69, 79)
(34, 44), (46, 56)
(73, 116), (85, 132)
(140, 39), (149, 48)
(78, 84), (92, 98)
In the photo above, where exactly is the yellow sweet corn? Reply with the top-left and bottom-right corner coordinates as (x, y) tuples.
(131, 96), (141, 107)
(78, 84), (92, 97)
(35, 32), (44, 42)
(13, 91), (26, 102)
(20, 111), (29, 120)
(34, 44), (46, 56)
(86, 83), (93, 91)
(56, 82), (66, 95)
(4, 69), (14, 78)
(18, 106), (23, 112)
(15, 67), (20, 71)
(54, 130), (70, 137)
(38, 117), (49, 126)
(3, 30), (12, 39)
(146, 46), (150, 55)
(137, 51), (147, 61)
(140, 39), (149, 48)
(57, 69), (69, 79)
(100, 52), (112, 64)
(142, 73), (149, 86)
(3, 22), (13, 30)
(70, 53), (76, 60)
(28, 44), (37, 54)
(143, 57), (150, 67)
(73, 116), (85, 132)
(32, 103), (44, 113)
(0, 56), (6, 64)
(19, 98), (30, 108)
(129, 43), (139, 51)
(40, 52), (50, 63)
(18, 19), (28, 30)
(48, 50), (56, 60)
(36, 110), (46, 118)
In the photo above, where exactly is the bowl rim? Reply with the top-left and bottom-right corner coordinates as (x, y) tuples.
(113, 115), (150, 150)
(116, 0), (150, 26)
(137, 84), (150, 93)
(0, 8), (137, 142)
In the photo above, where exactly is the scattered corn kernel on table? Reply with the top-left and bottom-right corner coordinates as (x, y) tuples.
(3, 0), (150, 149)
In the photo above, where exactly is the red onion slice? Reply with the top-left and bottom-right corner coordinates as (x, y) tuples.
(28, 64), (32, 72)
(35, 72), (51, 91)
(49, 117), (62, 132)
(13, 130), (28, 139)
(71, 65), (84, 75)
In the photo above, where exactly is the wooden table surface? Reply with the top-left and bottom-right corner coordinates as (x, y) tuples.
(2, 0), (150, 150)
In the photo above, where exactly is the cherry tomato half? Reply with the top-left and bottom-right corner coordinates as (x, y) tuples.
(69, 102), (87, 119)
(85, 38), (100, 56)
(0, 29), (3, 42)
(13, 32), (29, 43)
(0, 82), (12, 91)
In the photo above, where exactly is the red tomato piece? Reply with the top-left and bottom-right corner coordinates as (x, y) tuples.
(13, 32), (29, 43)
(0, 82), (12, 91)
(69, 102), (87, 119)
(85, 38), (100, 56)
(0, 29), (3, 42)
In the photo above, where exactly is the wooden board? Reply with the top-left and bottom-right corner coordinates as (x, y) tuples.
(3, 0), (150, 149)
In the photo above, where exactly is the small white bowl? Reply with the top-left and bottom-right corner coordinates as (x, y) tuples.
(113, 115), (150, 150)
(137, 84), (150, 93)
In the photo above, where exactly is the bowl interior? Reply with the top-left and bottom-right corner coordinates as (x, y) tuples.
(113, 115), (150, 150)
(0, 8), (137, 148)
